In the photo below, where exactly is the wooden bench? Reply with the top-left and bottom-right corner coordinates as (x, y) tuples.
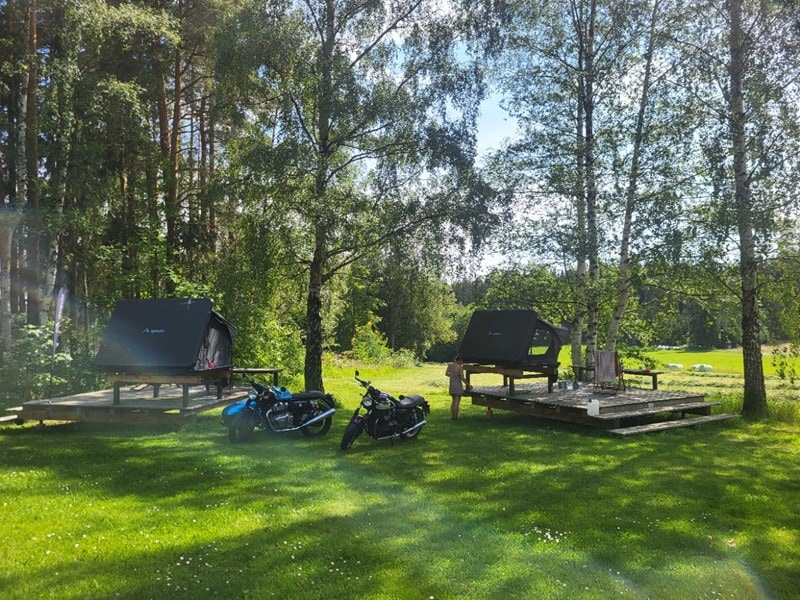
(231, 367), (282, 386)
(106, 367), (233, 408)
(571, 365), (664, 390)
(571, 365), (595, 381)
(464, 364), (559, 394)
(622, 369), (664, 390)
(105, 367), (282, 409)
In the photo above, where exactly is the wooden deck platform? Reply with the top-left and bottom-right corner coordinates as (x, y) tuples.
(8, 384), (250, 426)
(467, 383), (736, 435)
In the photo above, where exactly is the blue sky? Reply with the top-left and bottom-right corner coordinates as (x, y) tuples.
(476, 92), (517, 157)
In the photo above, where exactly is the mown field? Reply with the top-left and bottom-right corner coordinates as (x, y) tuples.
(1, 352), (799, 599)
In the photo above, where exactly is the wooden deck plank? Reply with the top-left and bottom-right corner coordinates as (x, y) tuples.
(23, 385), (246, 407)
(16, 386), (249, 425)
(609, 414), (738, 436)
(470, 394), (613, 427)
(593, 401), (721, 420)
(467, 383), (705, 410)
(14, 406), (195, 425)
(468, 380), (734, 434)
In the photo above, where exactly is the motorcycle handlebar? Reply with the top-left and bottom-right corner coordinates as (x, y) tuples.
(354, 374), (380, 398)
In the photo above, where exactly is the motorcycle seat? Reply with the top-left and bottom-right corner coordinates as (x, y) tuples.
(291, 391), (328, 401)
(397, 394), (426, 408)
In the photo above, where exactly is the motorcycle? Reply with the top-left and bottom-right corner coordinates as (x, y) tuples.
(225, 381), (336, 443)
(340, 371), (430, 450)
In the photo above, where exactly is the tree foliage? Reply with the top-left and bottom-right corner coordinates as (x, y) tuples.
(2, 0), (800, 416)
(482, 0), (800, 416)
(211, 0), (503, 389)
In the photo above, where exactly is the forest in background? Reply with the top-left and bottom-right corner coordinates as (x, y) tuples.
(1, 0), (799, 416)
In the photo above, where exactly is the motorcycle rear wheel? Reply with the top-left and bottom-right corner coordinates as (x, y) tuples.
(300, 406), (333, 437)
(401, 407), (425, 439)
(340, 420), (364, 450)
(229, 409), (256, 443)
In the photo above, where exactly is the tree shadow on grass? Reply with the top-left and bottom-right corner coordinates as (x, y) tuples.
(338, 408), (790, 596)
(3, 454), (763, 600)
(0, 404), (792, 597)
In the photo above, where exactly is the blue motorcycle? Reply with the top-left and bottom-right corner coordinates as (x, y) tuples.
(224, 382), (336, 443)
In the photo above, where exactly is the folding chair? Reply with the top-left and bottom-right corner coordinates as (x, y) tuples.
(593, 350), (625, 393)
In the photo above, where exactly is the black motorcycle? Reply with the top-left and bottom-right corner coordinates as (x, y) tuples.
(227, 382), (336, 443)
(340, 371), (430, 450)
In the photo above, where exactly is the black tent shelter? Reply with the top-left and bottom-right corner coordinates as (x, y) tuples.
(458, 309), (567, 369)
(95, 298), (236, 374)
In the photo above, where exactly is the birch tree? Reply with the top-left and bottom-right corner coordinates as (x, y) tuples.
(496, 0), (647, 366)
(604, 0), (696, 350)
(678, 0), (800, 417)
(218, 0), (503, 391)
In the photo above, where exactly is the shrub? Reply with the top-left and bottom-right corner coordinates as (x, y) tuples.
(772, 344), (799, 384)
(350, 322), (419, 367)
(0, 319), (78, 405)
(350, 321), (391, 363)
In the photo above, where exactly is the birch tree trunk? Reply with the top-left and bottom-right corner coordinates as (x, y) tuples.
(577, 0), (599, 367)
(304, 225), (327, 392)
(728, 0), (767, 417)
(570, 0), (588, 370)
(606, 0), (661, 351)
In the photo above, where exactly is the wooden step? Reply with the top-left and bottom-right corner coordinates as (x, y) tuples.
(609, 414), (738, 436)
(595, 400), (720, 420)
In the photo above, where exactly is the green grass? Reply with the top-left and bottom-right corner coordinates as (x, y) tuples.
(1, 361), (800, 599)
(556, 345), (799, 377)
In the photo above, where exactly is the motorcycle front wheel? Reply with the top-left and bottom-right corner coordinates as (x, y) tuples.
(401, 407), (426, 439)
(300, 404), (333, 437)
(228, 409), (257, 443)
(340, 419), (365, 450)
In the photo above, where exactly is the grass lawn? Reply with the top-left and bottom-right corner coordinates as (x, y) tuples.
(1, 359), (799, 599)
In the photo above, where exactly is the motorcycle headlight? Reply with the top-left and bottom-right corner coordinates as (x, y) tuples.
(248, 392), (258, 400)
(362, 397), (373, 408)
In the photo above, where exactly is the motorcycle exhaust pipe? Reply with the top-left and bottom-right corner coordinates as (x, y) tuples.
(375, 419), (427, 441)
(265, 407), (336, 433)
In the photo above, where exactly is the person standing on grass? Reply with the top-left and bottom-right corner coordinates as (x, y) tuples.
(445, 354), (468, 420)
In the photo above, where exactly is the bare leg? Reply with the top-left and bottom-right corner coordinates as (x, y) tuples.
(451, 395), (461, 419)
